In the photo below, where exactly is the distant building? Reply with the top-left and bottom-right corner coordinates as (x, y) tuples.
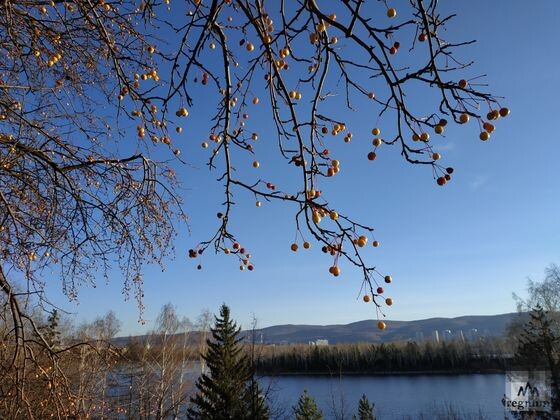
(466, 328), (479, 341)
(442, 329), (452, 341)
(309, 339), (329, 346)
(432, 330), (440, 343)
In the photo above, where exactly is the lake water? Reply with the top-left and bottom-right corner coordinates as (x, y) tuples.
(261, 374), (508, 419)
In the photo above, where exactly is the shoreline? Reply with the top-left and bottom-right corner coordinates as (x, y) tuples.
(257, 369), (506, 377)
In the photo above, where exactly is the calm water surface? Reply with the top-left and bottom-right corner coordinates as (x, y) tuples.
(261, 374), (507, 419)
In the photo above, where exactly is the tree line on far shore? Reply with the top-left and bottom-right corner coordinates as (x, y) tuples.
(253, 339), (512, 375)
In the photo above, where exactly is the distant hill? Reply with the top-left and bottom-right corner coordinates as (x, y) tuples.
(114, 313), (527, 347)
(248, 313), (528, 345)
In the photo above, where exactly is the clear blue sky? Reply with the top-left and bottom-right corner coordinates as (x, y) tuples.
(45, 1), (560, 335)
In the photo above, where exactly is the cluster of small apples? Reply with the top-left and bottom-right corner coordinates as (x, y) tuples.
(369, 275), (395, 330)
(479, 107), (510, 141)
(306, 189), (322, 200)
(257, 15), (275, 43)
(411, 130), (432, 142)
(311, 205), (340, 224)
(226, 242), (254, 271)
(326, 159), (340, 177)
(290, 241), (311, 252)
(200, 130), (225, 149)
(363, 283), (393, 304)
(389, 41), (401, 55)
(187, 247), (204, 269)
(279, 47), (290, 58)
(46, 52), (62, 68)
(367, 128), (383, 161)
(455, 80), (510, 140)
(353, 235), (369, 248)
(436, 167), (454, 186)
(324, 122), (347, 137)
(138, 68), (159, 82)
(199, 72), (209, 86)
(321, 242), (342, 256)
(307, 62), (320, 73)
(289, 90), (302, 101)
(175, 107), (189, 117)
(117, 86), (130, 102)
(308, 14), (337, 44)
(290, 155), (307, 167)
(329, 265), (341, 277)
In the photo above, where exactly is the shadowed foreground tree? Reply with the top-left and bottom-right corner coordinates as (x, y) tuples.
(38, 309), (62, 350)
(1, 0), (508, 417)
(512, 264), (560, 416)
(293, 389), (323, 420)
(187, 304), (268, 419)
(355, 394), (375, 420)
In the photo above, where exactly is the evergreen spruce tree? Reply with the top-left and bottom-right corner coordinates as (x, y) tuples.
(39, 309), (61, 349)
(355, 394), (375, 420)
(293, 389), (323, 420)
(187, 304), (269, 419)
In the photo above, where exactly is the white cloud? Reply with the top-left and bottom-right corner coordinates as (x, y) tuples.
(469, 175), (487, 190)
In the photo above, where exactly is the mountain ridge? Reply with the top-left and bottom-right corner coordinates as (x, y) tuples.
(114, 312), (527, 346)
(247, 312), (527, 344)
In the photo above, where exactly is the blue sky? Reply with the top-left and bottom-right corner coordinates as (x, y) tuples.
(45, 1), (560, 335)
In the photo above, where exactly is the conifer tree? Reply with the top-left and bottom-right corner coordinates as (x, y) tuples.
(355, 394), (375, 420)
(39, 309), (62, 350)
(187, 304), (268, 419)
(293, 389), (323, 420)
(516, 305), (560, 414)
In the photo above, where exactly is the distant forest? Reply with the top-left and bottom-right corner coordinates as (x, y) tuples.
(252, 339), (514, 374)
